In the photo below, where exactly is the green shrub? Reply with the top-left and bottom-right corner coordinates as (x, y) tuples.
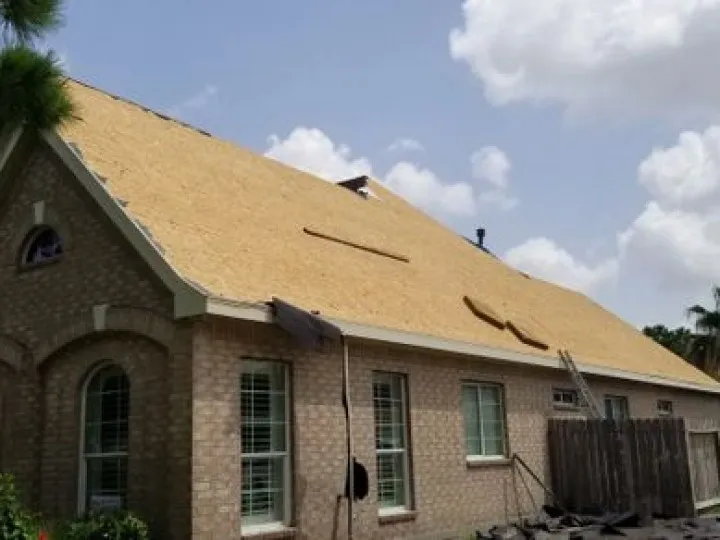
(0, 473), (41, 540)
(55, 510), (149, 540)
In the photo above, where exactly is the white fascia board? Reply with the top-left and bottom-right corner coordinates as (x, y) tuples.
(0, 126), (24, 172)
(201, 296), (720, 396)
(40, 130), (207, 317)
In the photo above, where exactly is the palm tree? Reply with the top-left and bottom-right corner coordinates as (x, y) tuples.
(686, 285), (720, 376)
(0, 0), (76, 131)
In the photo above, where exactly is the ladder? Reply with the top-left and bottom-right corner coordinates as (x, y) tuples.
(558, 349), (603, 418)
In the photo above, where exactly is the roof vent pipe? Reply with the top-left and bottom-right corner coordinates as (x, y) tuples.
(476, 228), (485, 247)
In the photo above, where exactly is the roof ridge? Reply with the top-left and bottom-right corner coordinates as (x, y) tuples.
(66, 76), (215, 139)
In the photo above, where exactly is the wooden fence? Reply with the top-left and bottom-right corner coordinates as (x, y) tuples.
(548, 417), (695, 517)
(688, 430), (720, 509)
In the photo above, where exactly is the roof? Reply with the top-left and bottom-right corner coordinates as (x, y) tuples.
(52, 79), (718, 389)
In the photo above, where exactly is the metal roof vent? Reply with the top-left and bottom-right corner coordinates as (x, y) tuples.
(338, 175), (370, 198)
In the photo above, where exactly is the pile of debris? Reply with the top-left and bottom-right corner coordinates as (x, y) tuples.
(476, 505), (720, 540)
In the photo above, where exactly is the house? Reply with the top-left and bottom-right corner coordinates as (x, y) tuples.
(0, 79), (719, 540)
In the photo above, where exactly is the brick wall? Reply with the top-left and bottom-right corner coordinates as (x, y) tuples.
(0, 141), (190, 536)
(40, 335), (169, 530)
(194, 316), (720, 540)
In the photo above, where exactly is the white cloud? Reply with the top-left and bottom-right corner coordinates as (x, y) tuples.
(168, 84), (219, 116)
(388, 138), (425, 153)
(449, 0), (720, 119)
(264, 127), (505, 218)
(471, 146), (519, 210)
(619, 126), (720, 290)
(385, 162), (477, 216)
(265, 127), (372, 182)
(619, 202), (720, 287)
(471, 146), (510, 189)
(504, 237), (619, 293)
(638, 127), (720, 207)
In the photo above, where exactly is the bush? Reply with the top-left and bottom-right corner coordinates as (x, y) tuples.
(54, 510), (149, 540)
(0, 473), (41, 540)
(0, 473), (151, 539)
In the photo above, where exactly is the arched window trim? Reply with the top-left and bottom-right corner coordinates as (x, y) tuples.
(77, 361), (130, 515)
(18, 225), (64, 269)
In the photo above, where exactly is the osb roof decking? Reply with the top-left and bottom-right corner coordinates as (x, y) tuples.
(56, 80), (717, 388)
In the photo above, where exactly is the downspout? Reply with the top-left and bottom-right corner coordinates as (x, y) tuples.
(341, 334), (354, 540)
(268, 298), (355, 537)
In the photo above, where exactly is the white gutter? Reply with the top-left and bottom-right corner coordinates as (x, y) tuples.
(200, 296), (720, 396)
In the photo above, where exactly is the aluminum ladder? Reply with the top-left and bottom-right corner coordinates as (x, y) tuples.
(558, 348), (603, 418)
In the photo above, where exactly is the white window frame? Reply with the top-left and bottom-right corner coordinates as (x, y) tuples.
(372, 371), (412, 516)
(240, 359), (292, 535)
(77, 362), (130, 515)
(552, 388), (579, 409)
(604, 394), (630, 420)
(462, 382), (508, 462)
(657, 399), (673, 416)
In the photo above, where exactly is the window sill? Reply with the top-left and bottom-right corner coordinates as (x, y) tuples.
(378, 509), (417, 525)
(553, 402), (581, 411)
(17, 255), (63, 274)
(241, 525), (296, 539)
(466, 456), (512, 469)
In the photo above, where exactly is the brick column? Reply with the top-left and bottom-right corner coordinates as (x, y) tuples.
(191, 321), (242, 538)
(166, 321), (195, 540)
(11, 368), (43, 509)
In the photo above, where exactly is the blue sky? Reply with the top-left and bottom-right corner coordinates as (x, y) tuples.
(47, 0), (720, 329)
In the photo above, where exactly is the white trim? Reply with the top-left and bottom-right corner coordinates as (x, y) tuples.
(466, 455), (509, 465)
(696, 496), (720, 511)
(77, 362), (130, 515)
(372, 371), (412, 513)
(462, 382), (507, 459)
(202, 297), (720, 396)
(378, 506), (413, 517)
(33, 200), (45, 225)
(239, 360), (292, 530)
(240, 522), (294, 537)
(92, 304), (109, 331)
(0, 126), (22, 172)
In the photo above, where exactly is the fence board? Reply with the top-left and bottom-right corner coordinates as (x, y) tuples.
(548, 417), (695, 518)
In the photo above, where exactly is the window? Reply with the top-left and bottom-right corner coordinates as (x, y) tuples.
(373, 372), (411, 514)
(604, 395), (629, 420)
(79, 364), (130, 513)
(21, 226), (63, 266)
(462, 383), (507, 459)
(241, 360), (291, 531)
(657, 399), (673, 416)
(552, 388), (579, 408)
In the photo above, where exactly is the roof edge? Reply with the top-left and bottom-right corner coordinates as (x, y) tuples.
(194, 295), (720, 396)
(0, 125), (23, 172)
(39, 129), (207, 317)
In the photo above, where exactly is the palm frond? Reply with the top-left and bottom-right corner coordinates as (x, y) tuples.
(0, 45), (77, 130)
(0, 0), (63, 45)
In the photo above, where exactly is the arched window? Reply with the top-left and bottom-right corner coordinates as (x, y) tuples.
(21, 226), (63, 266)
(79, 364), (130, 513)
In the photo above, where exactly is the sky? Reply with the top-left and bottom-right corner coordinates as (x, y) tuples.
(45, 0), (720, 330)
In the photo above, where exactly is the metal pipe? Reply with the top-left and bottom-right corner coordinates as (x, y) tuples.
(341, 335), (354, 539)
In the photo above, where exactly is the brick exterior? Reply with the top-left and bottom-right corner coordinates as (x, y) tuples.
(193, 318), (720, 540)
(0, 141), (189, 536)
(0, 139), (719, 539)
